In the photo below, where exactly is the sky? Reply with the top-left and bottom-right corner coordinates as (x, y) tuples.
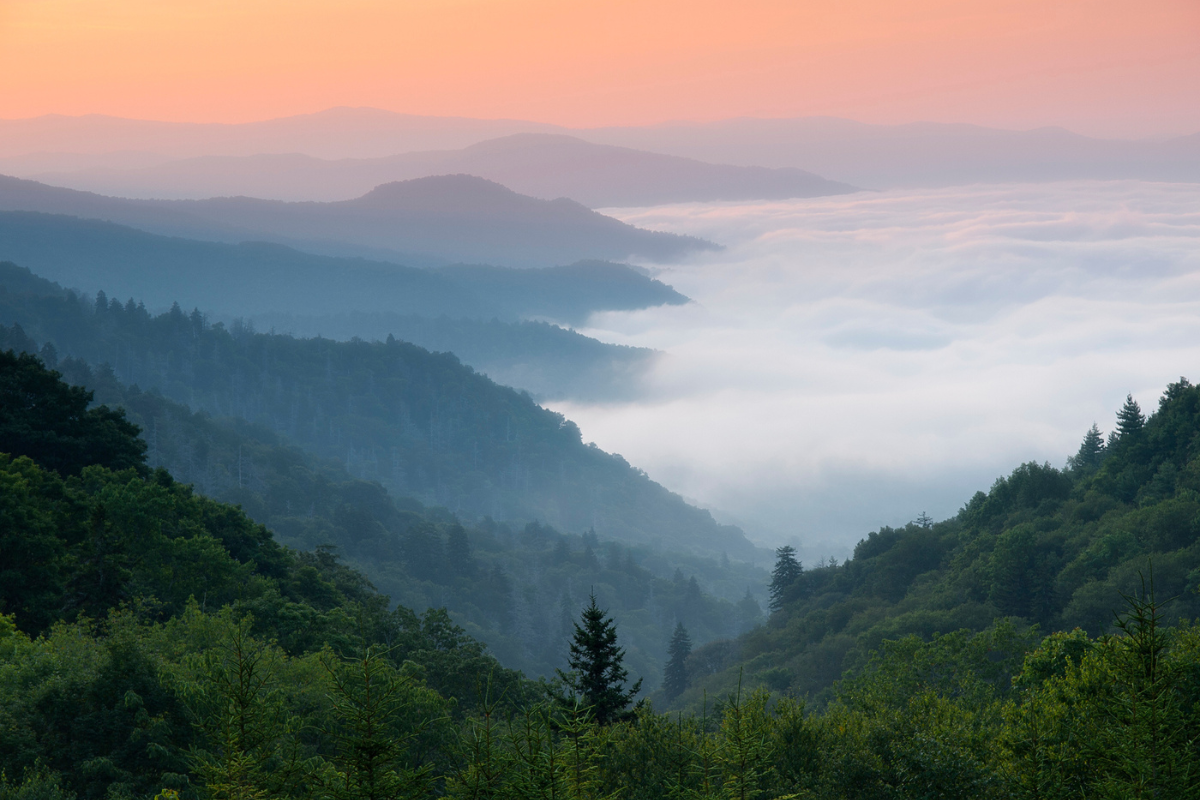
(1, 0), (1198, 138)
(548, 181), (1200, 557)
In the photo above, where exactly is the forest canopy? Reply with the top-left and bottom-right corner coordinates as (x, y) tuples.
(5, 351), (1200, 799)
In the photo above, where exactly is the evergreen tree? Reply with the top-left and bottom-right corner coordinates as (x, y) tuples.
(768, 546), (802, 612)
(1115, 394), (1145, 440)
(662, 622), (692, 702)
(0, 349), (146, 476)
(1068, 423), (1106, 473)
(556, 594), (641, 725)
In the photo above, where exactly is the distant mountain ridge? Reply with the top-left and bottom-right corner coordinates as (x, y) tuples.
(4, 109), (1196, 190)
(584, 118), (1200, 188)
(0, 173), (715, 266)
(0, 211), (687, 323)
(18, 133), (858, 206)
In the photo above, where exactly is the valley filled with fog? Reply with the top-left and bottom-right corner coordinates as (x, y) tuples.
(550, 180), (1200, 558)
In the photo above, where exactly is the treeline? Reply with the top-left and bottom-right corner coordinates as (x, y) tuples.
(678, 378), (1200, 708)
(0, 325), (764, 685)
(0, 261), (755, 560)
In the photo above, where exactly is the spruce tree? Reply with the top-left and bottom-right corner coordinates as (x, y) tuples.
(769, 546), (802, 612)
(556, 593), (641, 725)
(1115, 394), (1145, 440)
(662, 622), (692, 701)
(1068, 423), (1106, 473)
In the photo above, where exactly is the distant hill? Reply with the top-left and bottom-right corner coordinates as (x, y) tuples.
(0, 261), (758, 561)
(583, 118), (1200, 188)
(0, 173), (716, 266)
(3, 109), (1198, 193)
(0, 211), (689, 322)
(20, 133), (858, 206)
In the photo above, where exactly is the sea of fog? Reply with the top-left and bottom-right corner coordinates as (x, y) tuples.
(546, 181), (1200, 560)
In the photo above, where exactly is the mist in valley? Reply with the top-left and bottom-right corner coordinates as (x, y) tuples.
(551, 181), (1200, 557)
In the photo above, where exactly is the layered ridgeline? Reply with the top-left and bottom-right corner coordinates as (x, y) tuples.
(0, 212), (688, 321)
(671, 378), (1200, 709)
(0, 333), (765, 682)
(7, 332), (1200, 800)
(0, 262), (758, 562)
(0, 173), (716, 266)
(18, 132), (858, 205)
(0, 214), (680, 400)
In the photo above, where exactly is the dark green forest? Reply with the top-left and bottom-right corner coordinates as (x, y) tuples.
(0, 261), (754, 561)
(6, 351), (1200, 799)
(0, 262), (766, 687)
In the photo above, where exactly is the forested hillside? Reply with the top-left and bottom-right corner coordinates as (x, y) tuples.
(6, 349), (1200, 800)
(242, 312), (654, 402)
(0, 340), (763, 687)
(0, 262), (756, 560)
(673, 377), (1200, 709)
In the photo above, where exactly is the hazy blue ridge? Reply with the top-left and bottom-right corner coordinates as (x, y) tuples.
(0, 211), (689, 323)
(0, 260), (759, 562)
(0, 172), (718, 265)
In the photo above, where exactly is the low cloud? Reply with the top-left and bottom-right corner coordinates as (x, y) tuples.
(546, 181), (1200, 556)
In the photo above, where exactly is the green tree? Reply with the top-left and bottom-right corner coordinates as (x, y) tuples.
(768, 547), (801, 613)
(556, 594), (641, 725)
(0, 349), (145, 476)
(180, 615), (299, 800)
(1116, 394), (1146, 441)
(1067, 423), (1106, 473)
(717, 684), (773, 800)
(663, 622), (692, 702)
(317, 645), (442, 800)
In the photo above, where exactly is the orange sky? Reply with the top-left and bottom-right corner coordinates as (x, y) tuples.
(1, 0), (1198, 137)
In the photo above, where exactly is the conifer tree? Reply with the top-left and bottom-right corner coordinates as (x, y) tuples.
(1115, 394), (1145, 440)
(556, 594), (641, 725)
(662, 622), (692, 701)
(768, 546), (802, 612)
(1068, 423), (1107, 473)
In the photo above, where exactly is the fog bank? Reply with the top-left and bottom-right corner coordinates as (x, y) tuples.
(548, 181), (1200, 558)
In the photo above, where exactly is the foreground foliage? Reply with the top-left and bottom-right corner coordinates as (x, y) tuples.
(6, 600), (1200, 800)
